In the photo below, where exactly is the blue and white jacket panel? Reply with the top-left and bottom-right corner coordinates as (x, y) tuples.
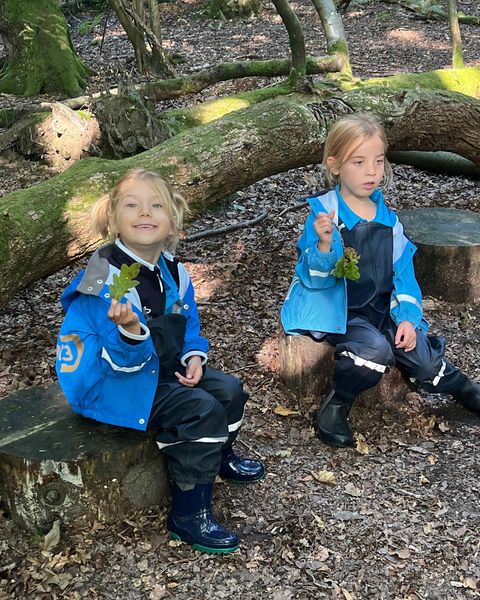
(56, 246), (208, 431)
(281, 188), (426, 336)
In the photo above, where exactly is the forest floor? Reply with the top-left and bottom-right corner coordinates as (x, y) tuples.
(1, 1), (480, 599)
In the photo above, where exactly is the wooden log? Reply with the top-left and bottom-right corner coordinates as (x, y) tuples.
(0, 384), (168, 530)
(278, 332), (411, 405)
(398, 208), (480, 304)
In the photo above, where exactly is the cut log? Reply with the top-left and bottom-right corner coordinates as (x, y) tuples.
(398, 208), (480, 304)
(0, 384), (168, 530)
(278, 332), (411, 404)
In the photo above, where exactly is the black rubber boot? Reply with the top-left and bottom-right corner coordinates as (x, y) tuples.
(167, 482), (239, 553)
(219, 447), (265, 484)
(453, 374), (480, 416)
(314, 389), (355, 448)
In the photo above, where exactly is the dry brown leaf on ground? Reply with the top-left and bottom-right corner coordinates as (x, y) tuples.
(273, 405), (299, 416)
(42, 520), (61, 552)
(311, 470), (337, 485)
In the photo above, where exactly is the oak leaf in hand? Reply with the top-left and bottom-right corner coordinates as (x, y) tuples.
(109, 262), (141, 301)
(333, 247), (360, 281)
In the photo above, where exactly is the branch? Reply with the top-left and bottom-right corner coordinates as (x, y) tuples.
(311, 0), (352, 78)
(185, 211), (269, 241)
(448, 0), (464, 68)
(61, 55), (342, 108)
(270, 0), (307, 85)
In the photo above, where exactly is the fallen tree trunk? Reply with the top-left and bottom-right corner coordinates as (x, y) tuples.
(1, 87), (479, 307)
(379, 0), (480, 25)
(62, 55), (342, 109)
(388, 151), (480, 178)
(350, 65), (480, 98)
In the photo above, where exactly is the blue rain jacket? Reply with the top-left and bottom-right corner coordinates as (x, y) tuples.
(281, 188), (427, 336)
(56, 245), (208, 431)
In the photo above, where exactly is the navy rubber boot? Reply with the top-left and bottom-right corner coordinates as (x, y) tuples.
(219, 447), (265, 484)
(453, 375), (480, 416)
(167, 482), (239, 553)
(314, 389), (355, 448)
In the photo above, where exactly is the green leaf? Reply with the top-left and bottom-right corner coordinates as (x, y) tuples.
(333, 247), (361, 281)
(109, 262), (141, 301)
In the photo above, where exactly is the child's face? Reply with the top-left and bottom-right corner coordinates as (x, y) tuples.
(328, 134), (385, 201)
(112, 180), (174, 251)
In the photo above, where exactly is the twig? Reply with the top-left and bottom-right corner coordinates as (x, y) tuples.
(99, 5), (111, 53)
(276, 200), (308, 218)
(184, 201), (309, 243)
(184, 211), (269, 242)
(392, 487), (424, 500)
(0, 563), (16, 574)
(237, 438), (264, 459)
(226, 363), (258, 373)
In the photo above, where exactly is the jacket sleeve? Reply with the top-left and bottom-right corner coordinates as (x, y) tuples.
(294, 210), (340, 290)
(391, 220), (424, 328)
(58, 293), (155, 376)
(178, 269), (209, 366)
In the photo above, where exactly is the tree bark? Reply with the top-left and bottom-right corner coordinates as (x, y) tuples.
(311, 0), (352, 78)
(271, 0), (307, 85)
(109, 0), (175, 77)
(448, 0), (464, 68)
(1, 87), (479, 307)
(0, 0), (89, 97)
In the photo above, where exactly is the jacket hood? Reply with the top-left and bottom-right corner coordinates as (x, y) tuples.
(61, 245), (114, 312)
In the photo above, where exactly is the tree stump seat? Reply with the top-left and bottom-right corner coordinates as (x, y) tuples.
(278, 332), (411, 405)
(0, 384), (168, 531)
(398, 208), (480, 304)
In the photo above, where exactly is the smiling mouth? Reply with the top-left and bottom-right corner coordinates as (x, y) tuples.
(134, 224), (157, 228)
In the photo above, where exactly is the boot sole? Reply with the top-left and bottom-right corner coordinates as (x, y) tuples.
(169, 532), (239, 554)
(219, 472), (266, 485)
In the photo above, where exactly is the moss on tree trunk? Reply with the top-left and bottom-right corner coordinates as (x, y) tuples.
(351, 66), (480, 97)
(0, 0), (89, 97)
(1, 87), (479, 307)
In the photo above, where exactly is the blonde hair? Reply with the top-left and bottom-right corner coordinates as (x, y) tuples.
(91, 169), (189, 251)
(323, 113), (393, 189)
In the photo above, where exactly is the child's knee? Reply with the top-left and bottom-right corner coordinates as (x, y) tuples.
(411, 357), (444, 385)
(339, 335), (394, 368)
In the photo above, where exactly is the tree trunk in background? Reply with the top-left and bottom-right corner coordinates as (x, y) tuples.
(0, 87), (479, 307)
(448, 0), (464, 68)
(0, 0), (89, 97)
(109, 0), (175, 77)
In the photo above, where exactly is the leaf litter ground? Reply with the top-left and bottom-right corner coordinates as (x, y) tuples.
(1, 0), (480, 598)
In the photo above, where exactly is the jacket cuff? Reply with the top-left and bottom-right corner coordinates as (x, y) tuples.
(118, 323), (150, 342)
(306, 246), (337, 276)
(181, 351), (208, 367)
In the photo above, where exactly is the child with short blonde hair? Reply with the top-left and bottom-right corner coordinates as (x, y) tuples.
(57, 169), (264, 553)
(282, 113), (480, 447)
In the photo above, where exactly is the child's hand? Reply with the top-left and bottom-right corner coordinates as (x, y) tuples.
(395, 321), (417, 352)
(108, 299), (141, 335)
(175, 355), (203, 387)
(314, 210), (336, 253)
